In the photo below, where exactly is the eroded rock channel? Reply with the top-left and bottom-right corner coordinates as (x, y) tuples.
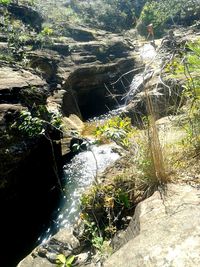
(0, 3), (139, 266)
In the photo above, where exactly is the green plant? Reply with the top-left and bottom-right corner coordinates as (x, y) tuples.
(80, 176), (135, 246)
(41, 26), (54, 36)
(0, 0), (11, 5)
(166, 40), (200, 151)
(95, 116), (133, 149)
(137, 0), (200, 37)
(16, 110), (45, 137)
(11, 107), (63, 138)
(0, 11), (31, 60)
(56, 254), (75, 267)
(68, 0), (136, 32)
(81, 218), (104, 250)
(50, 112), (63, 129)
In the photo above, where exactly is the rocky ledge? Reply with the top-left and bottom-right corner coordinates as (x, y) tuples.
(102, 184), (200, 267)
(17, 184), (200, 267)
(0, 3), (140, 267)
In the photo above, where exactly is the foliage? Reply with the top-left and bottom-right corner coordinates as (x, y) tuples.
(138, 1), (169, 36)
(182, 41), (200, 150)
(31, 0), (138, 33)
(68, 0), (136, 32)
(137, 0), (200, 37)
(95, 116), (133, 149)
(48, 110), (63, 129)
(71, 140), (90, 153)
(0, 10), (31, 61)
(165, 39), (200, 152)
(0, 0), (11, 5)
(11, 107), (63, 138)
(19, 0), (35, 5)
(56, 254), (75, 267)
(16, 110), (44, 137)
(80, 175), (135, 248)
(41, 26), (54, 36)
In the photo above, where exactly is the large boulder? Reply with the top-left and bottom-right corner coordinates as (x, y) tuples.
(102, 184), (200, 267)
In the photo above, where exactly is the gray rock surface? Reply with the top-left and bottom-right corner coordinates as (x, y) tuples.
(17, 228), (82, 267)
(0, 66), (46, 90)
(102, 184), (200, 267)
(18, 256), (54, 267)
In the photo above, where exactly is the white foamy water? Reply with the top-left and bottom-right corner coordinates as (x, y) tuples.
(39, 144), (120, 243)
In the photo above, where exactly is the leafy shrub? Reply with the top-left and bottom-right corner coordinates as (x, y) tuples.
(95, 116), (133, 149)
(0, 0), (11, 5)
(182, 41), (200, 150)
(137, 1), (169, 37)
(137, 0), (200, 37)
(33, 0), (137, 33)
(41, 26), (53, 36)
(80, 175), (135, 249)
(11, 107), (63, 138)
(165, 39), (200, 152)
(69, 0), (136, 32)
(17, 110), (44, 137)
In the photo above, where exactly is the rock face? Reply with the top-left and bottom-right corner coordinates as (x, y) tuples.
(17, 228), (85, 267)
(102, 184), (200, 267)
(0, 134), (62, 267)
(0, 64), (63, 267)
(17, 184), (200, 267)
(0, 65), (47, 105)
(27, 30), (137, 119)
(0, 3), (139, 267)
(7, 3), (44, 32)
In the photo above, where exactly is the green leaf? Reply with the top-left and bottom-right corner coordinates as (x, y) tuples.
(57, 254), (66, 264)
(66, 255), (75, 266)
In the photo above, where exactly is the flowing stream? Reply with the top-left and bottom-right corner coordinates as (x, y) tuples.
(39, 42), (157, 244)
(39, 143), (120, 243)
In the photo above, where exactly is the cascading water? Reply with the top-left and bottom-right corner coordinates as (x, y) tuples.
(39, 143), (120, 243)
(39, 42), (158, 245)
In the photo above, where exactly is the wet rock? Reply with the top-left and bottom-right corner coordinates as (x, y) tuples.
(0, 132), (62, 267)
(17, 229), (82, 267)
(51, 228), (80, 252)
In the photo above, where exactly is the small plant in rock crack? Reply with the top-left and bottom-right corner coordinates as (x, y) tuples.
(80, 178), (135, 250)
(56, 254), (75, 267)
(72, 140), (89, 153)
(82, 218), (104, 251)
(50, 112), (63, 129)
